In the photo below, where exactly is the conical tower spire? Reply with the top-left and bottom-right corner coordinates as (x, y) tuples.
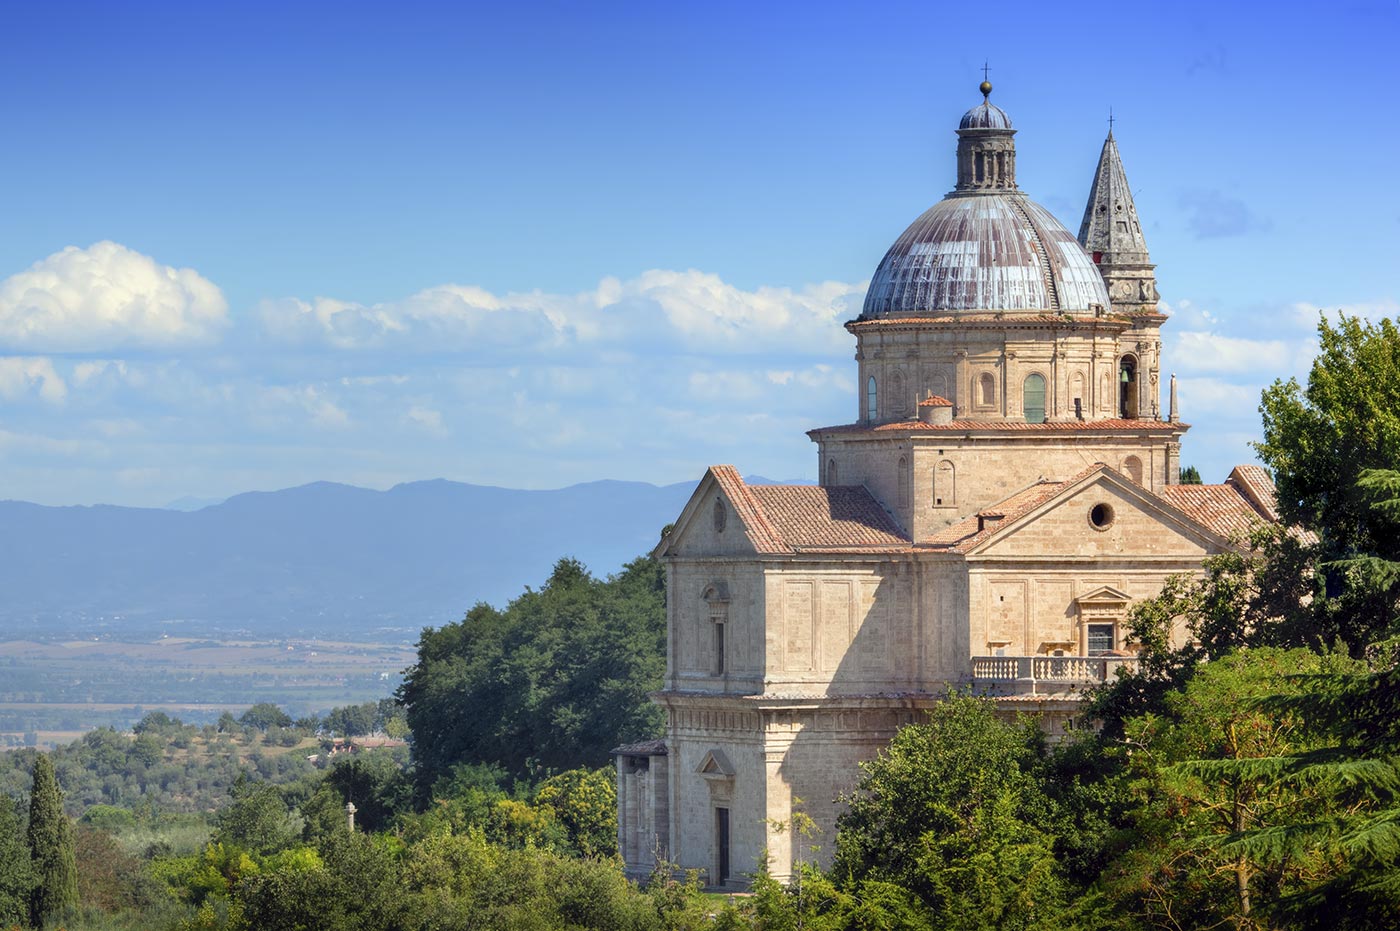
(1078, 126), (1157, 316)
(1079, 131), (1149, 261)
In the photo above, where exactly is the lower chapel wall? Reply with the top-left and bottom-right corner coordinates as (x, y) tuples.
(665, 713), (766, 890)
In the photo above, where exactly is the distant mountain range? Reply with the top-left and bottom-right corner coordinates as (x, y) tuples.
(0, 478), (715, 641)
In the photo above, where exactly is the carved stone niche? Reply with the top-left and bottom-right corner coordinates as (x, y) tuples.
(697, 748), (736, 803)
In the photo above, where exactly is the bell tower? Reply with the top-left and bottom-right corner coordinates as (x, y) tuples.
(1078, 125), (1158, 318)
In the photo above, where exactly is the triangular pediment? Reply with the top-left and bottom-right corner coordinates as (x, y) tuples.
(652, 467), (770, 560)
(965, 464), (1238, 558)
(697, 748), (735, 777)
(1076, 585), (1132, 606)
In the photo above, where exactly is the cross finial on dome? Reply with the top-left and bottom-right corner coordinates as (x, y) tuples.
(980, 62), (992, 99)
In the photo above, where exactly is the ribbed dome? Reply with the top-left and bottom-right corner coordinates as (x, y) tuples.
(861, 193), (1111, 317)
(959, 102), (1012, 130)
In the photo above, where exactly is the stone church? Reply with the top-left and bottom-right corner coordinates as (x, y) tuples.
(614, 83), (1279, 889)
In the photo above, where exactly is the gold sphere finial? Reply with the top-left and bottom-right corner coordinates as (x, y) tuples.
(979, 80), (993, 99)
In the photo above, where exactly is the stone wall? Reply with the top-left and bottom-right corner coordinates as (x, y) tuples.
(761, 561), (918, 694)
(818, 430), (1183, 539)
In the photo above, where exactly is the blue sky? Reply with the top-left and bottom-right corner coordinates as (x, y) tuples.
(0, 0), (1396, 506)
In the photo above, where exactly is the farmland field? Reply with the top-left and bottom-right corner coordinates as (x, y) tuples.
(0, 635), (416, 747)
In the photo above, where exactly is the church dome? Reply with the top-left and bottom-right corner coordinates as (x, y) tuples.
(861, 85), (1110, 318)
(959, 101), (1012, 130)
(861, 194), (1111, 316)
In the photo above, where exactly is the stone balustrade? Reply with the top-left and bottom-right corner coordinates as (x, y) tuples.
(970, 654), (1140, 695)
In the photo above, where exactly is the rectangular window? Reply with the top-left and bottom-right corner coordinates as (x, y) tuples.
(1087, 623), (1115, 655)
(715, 807), (730, 884)
(713, 622), (726, 676)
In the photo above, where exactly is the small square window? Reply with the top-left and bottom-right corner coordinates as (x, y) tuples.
(1087, 624), (1115, 655)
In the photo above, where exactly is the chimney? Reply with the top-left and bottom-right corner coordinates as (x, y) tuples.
(976, 510), (1005, 533)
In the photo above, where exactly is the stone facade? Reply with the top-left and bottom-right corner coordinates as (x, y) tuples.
(615, 86), (1276, 889)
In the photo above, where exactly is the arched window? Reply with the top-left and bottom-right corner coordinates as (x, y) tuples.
(1119, 355), (1139, 419)
(828, 459), (838, 485)
(897, 456), (909, 508)
(713, 499), (727, 533)
(1023, 373), (1047, 424)
(934, 459), (956, 507)
(867, 376), (878, 422)
(978, 372), (996, 408)
(1123, 455), (1144, 485)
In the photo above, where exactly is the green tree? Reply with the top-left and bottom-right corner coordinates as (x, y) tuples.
(212, 775), (301, 855)
(1201, 470), (1400, 930)
(26, 753), (78, 927)
(532, 767), (617, 858)
(322, 702), (376, 738)
(1257, 313), (1400, 554)
(239, 703), (293, 732)
(1104, 648), (1358, 930)
(1256, 313), (1400, 654)
(0, 793), (35, 928)
(400, 555), (666, 787)
(320, 753), (411, 834)
(1178, 464), (1203, 484)
(833, 695), (1065, 930)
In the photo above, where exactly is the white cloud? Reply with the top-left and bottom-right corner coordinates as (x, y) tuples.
(73, 359), (129, 386)
(0, 356), (67, 403)
(257, 270), (865, 357)
(259, 385), (350, 429)
(405, 405), (446, 436)
(1169, 332), (1301, 376)
(0, 242), (227, 351)
(1174, 376), (1261, 417)
(1291, 300), (1400, 329)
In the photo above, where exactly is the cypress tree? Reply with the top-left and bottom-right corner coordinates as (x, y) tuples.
(26, 753), (77, 926)
(0, 793), (35, 928)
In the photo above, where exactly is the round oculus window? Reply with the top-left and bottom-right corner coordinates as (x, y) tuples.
(1089, 502), (1114, 530)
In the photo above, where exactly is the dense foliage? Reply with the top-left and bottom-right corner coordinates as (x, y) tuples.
(400, 555), (666, 788)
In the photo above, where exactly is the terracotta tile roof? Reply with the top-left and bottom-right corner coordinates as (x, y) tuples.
(811, 418), (1187, 436)
(1226, 464), (1280, 522)
(612, 738), (667, 756)
(746, 484), (909, 550)
(918, 395), (954, 407)
(708, 465), (785, 553)
(925, 475), (1078, 552)
(1160, 475), (1276, 540)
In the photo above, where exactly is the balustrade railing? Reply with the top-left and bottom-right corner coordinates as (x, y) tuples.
(970, 654), (1139, 695)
